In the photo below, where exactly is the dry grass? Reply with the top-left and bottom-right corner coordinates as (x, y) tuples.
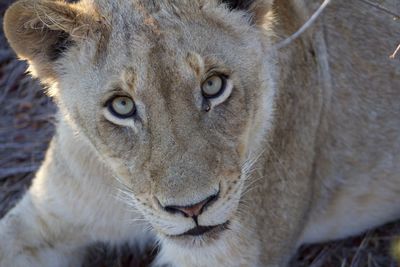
(0, 0), (56, 218)
(0, 1), (399, 266)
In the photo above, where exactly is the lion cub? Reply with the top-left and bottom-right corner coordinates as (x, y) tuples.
(1, 0), (399, 266)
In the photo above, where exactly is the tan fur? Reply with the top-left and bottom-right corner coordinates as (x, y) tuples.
(1, 0), (399, 266)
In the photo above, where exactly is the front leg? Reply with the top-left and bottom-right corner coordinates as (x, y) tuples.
(0, 192), (88, 267)
(0, 145), (148, 267)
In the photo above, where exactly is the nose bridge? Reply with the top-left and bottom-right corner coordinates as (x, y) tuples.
(147, 78), (198, 153)
(147, 85), (210, 167)
(148, 103), (200, 168)
(146, 53), (220, 206)
(149, 102), (219, 203)
(154, 153), (219, 207)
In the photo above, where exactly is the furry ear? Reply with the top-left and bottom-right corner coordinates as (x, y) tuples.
(3, 0), (94, 81)
(221, 0), (273, 24)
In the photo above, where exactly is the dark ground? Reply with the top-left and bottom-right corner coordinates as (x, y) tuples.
(0, 1), (399, 266)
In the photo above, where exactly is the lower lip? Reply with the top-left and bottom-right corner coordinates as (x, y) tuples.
(166, 221), (230, 245)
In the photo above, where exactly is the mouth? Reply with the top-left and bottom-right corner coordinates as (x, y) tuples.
(178, 221), (230, 237)
(165, 221), (230, 246)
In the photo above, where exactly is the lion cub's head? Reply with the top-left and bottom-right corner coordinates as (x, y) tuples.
(5, 0), (275, 245)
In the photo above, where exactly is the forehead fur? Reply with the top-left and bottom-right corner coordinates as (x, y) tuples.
(80, 0), (261, 59)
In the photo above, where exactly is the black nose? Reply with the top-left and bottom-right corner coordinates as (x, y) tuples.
(163, 192), (219, 218)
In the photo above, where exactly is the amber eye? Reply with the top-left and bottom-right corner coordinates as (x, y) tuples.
(201, 75), (226, 98)
(108, 96), (136, 118)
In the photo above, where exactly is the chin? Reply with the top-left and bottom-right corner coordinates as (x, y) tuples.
(154, 221), (244, 267)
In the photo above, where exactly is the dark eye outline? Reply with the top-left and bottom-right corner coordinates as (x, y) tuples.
(201, 75), (228, 99)
(106, 95), (137, 119)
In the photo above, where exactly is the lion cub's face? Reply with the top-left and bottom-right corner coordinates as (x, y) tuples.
(5, 0), (275, 245)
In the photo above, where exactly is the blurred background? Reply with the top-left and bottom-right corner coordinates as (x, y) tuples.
(0, 1), (399, 266)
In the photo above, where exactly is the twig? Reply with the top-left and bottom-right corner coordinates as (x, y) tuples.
(358, 0), (400, 19)
(0, 165), (39, 179)
(350, 232), (372, 267)
(0, 49), (13, 63)
(358, 0), (400, 59)
(0, 63), (27, 104)
(274, 0), (332, 50)
(308, 245), (333, 267)
(390, 44), (400, 59)
(0, 143), (43, 150)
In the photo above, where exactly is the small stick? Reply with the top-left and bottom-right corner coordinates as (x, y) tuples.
(274, 0), (332, 50)
(358, 0), (400, 59)
(390, 44), (400, 59)
(0, 165), (39, 179)
(358, 0), (400, 19)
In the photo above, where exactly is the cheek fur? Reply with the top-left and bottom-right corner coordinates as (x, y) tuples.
(95, 118), (138, 155)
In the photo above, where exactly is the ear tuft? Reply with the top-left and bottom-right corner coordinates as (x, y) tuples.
(3, 0), (92, 80)
(223, 0), (254, 10)
(48, 31), (75, 61)
(221, 0), (273, 25)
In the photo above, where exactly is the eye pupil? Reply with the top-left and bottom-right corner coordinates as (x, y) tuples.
(202, 75), (225, 98)
(108, 96), (136, 118)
